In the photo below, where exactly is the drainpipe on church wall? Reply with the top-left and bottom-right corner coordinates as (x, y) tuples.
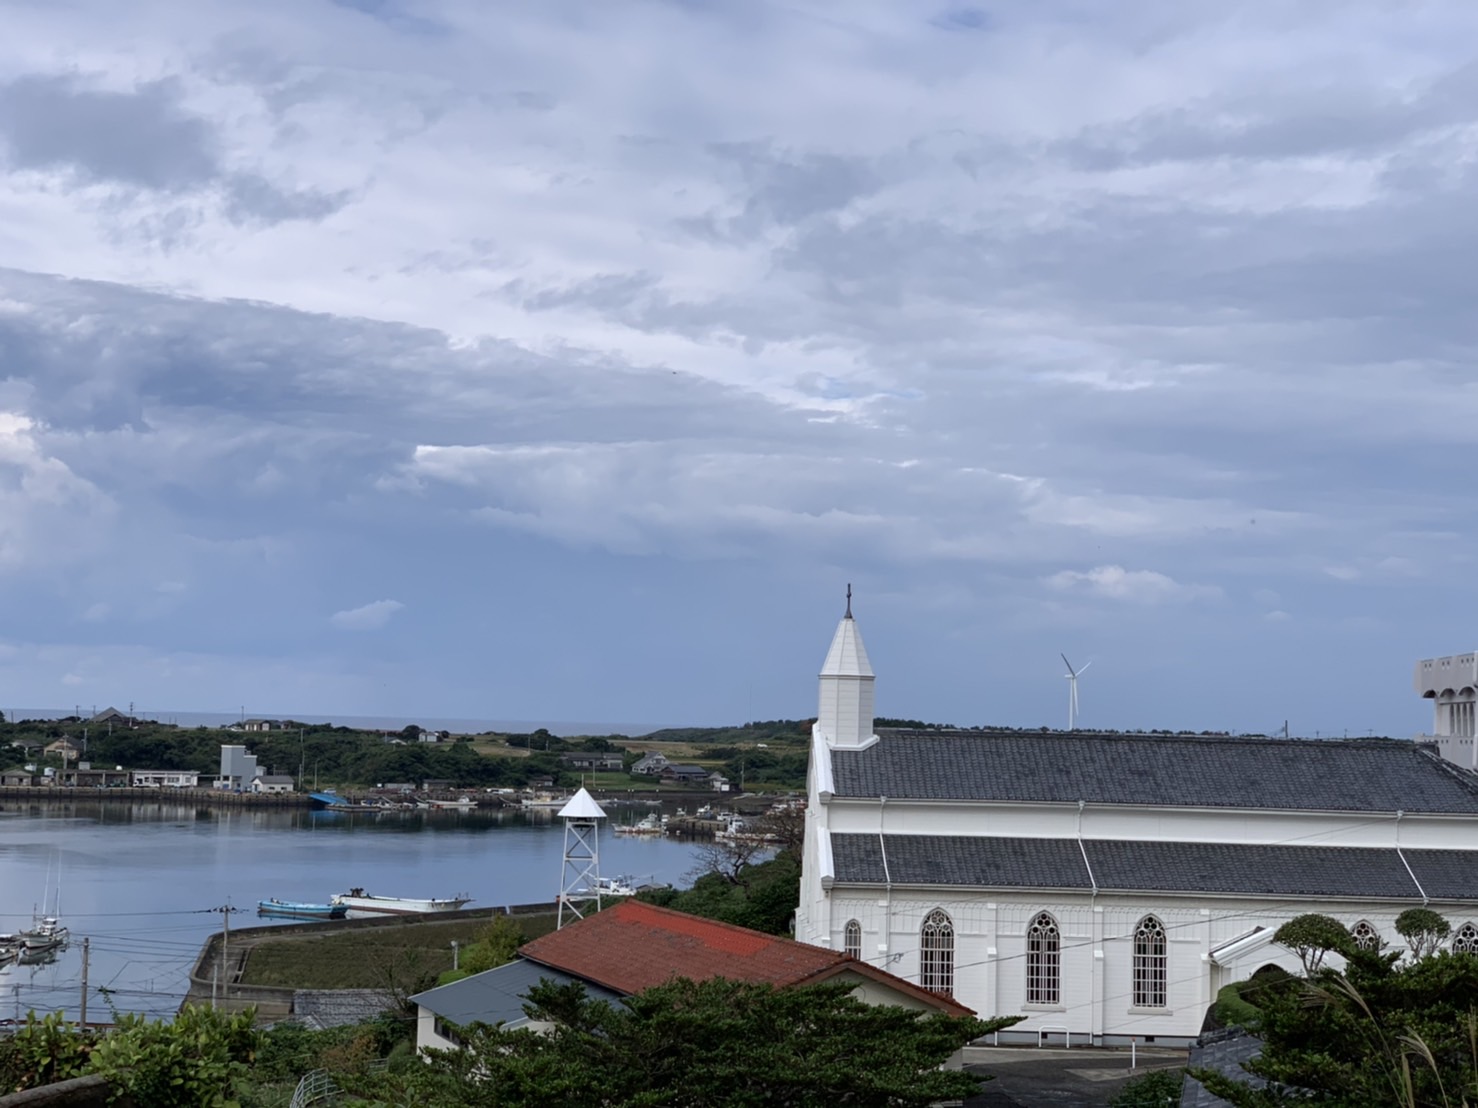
(1080, 799), (1101, 1046)
(877, 796), (895, 968)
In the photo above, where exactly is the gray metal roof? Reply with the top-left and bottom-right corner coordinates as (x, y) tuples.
(830, 834), (1478, 900)
(830, 732), (1478, 813)
(411, 957), (625, 1028)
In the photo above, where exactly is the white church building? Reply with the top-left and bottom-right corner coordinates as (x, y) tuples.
(798, 601), (1478, 1045)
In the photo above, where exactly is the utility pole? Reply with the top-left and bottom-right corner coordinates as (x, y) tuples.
(451, 940), (459, 972)
(79, 937), (90, 1027)
(299, 728), (305, 791)
(210, 903), (238, 1003)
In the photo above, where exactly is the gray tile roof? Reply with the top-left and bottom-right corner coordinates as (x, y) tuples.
(1182, 1031), (1263, 1108)
(832, 835), (1092, 890)
(830, 835), (1478, 900)
(291, 989), (396, 1030)
(411, 957), (625, 1028)
(1087, 840), (1420, 898)
(831, 732), (1478, 813)
(1402, 849), (1478, 900)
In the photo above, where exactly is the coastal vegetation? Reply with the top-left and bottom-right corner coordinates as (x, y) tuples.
(1, 982), (1009, 1107)
(0, 715), (813, 791)
(1195, 909), (1478, 1106)
(343, 977), (1014, 1107)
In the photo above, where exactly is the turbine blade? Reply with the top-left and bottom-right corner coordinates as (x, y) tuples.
(1077, 660), (1092, 676)
(1060, 653), (1073, 672)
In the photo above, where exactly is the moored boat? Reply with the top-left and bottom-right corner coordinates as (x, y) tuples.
(257, 898), (348, 920)
(20, 916), (68, 951)
(578, 874), (640, 897)
(613, 813), (666, 836)
(331, 888), (473, 914)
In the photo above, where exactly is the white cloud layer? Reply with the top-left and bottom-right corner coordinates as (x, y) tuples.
(0, 1), (1473, 733)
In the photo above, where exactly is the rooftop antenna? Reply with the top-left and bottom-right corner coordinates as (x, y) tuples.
(556, 788), (607, 930)
(1061, 654), (1091, 731)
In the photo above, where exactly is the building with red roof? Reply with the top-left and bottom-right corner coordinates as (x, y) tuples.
(411, 899), (973, 1054)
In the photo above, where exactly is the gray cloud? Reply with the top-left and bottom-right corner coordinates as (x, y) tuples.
(0, 73), (349, 225)
(0, 75), (217, 189)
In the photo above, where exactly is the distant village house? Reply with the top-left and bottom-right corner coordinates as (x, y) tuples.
(629, 752), (669, 776)
(559, 751), (624, 772)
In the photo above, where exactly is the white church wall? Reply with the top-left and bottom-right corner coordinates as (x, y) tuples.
(819, 886), (1473, 1044)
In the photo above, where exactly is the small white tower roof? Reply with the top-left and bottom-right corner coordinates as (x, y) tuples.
(558, 787), (607, 820)
(820, 586), (873, 678)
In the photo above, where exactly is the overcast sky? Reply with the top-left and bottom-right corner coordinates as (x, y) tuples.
(1, 0), (1473, 735)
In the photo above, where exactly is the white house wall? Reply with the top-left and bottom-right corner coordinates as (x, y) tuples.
(819, 889), (1471, 1045)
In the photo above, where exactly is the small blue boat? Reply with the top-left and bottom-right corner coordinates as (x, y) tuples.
(257, 898), (347, 920)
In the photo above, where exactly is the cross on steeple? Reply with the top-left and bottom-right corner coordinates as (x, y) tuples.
(845, 583), (852, 619)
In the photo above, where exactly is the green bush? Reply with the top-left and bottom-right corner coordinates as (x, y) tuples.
(1110, 1068), (1184, 1107)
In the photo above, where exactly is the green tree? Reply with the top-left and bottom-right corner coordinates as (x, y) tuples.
(353, 977), (1020, 1107)
(1396, 907), (1452, 960)
(1273, 913), (1351, 974)
(437, 915), (525, 985)
(1194, 952), (1478, 1107)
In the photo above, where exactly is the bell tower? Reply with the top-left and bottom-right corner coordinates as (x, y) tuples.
(817, 585), (877, 750)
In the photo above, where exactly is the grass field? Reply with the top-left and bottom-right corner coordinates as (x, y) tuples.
(239, 913), (559, 990)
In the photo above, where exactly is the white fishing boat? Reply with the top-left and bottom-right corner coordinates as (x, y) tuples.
(578, 874), (641, 897)
(429, 797), (477, 809)
(613, 812), (666, 836)
(20, 917), (69, 952)
(330, 888), (473, 914)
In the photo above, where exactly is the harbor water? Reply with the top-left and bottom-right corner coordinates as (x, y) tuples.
(0, 798), (705, 1022)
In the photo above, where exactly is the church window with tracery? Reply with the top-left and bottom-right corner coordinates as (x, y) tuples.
(920, 909), (954, 995)
(1351, 920), (1380, 952)
(844, 919), (862, 960)
(1132, 916), (1167, 1008)
(1454, 923), (1478, 955)
(1027, 912), (1060, 1005)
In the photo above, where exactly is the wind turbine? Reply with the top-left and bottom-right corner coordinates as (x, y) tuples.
(1061, 654), (1091, 730)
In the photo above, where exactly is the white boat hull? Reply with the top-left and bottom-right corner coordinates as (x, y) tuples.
(331, 893), (472, 914)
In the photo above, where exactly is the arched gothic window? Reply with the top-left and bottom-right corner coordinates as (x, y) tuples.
(844, 919), (862, 960)
(1454, 923), (1478, 955)
(1132, 916), (1167, 1008)
(920, 909), (954, 995)
(1027, 912), (1060, 1005)
(1351, 920), (1380, 952)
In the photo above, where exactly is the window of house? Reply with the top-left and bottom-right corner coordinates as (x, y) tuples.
(1454, 923), (1478, 955)
(920, 909), (954, 995)
(1132, 915), (1167, 1008)
(1027, 912), (1060, 1005)
(1351, 920), (1380, 951)
(844, 919), (862, 960)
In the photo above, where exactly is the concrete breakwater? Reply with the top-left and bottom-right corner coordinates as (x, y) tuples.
(183, 901), (561, 1020)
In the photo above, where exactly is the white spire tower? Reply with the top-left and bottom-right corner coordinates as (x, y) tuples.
(556, 787), (607, 930)
(817, 584), (878, 751)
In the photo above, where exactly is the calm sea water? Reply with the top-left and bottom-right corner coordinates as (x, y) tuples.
(0, 799), (704, 1022)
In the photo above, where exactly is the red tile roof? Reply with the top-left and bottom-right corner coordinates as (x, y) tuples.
(518, 900), (972, 1017)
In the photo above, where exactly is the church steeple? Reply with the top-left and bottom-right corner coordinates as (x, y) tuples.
(817, 584), (877, 750)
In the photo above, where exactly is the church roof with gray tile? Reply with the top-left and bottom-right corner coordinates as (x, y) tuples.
(830, 834), (1478, 901)
(829, 731), (1478, 813)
